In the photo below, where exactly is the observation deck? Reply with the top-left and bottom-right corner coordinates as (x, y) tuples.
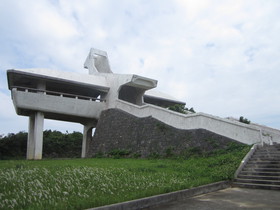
(6, 48), (186, 160)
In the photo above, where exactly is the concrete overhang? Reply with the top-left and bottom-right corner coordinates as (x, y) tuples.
(12, 89), (105, 123)
(7, 69), (110, 97)
(144, 90), (186, 108)
(122, 74), (158, 90)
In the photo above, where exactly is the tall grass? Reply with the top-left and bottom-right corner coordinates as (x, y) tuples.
(0, 146), (250, 209)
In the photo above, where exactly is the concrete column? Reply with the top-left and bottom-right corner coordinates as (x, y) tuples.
(26, 112), (44, 160)
(82, 124), (95, 158)
(27, 115), (35, 159)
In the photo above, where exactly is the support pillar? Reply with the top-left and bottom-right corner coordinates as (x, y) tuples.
(82, 123), (96, 158)
(27, 115), (35, 159)
(27, 112), (44, 160)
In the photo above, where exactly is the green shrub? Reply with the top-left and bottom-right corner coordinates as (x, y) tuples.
(239, 116), (251, 124)
(95, 151), (105, 158)
(156, 122), (168, 132)
(165, 147), (175, 158)
(0, 132), (27, 159)
(168, 104), (196, 114)
(108, 149), (131, 158)
(148, 152), (161, 159)
(0, 130), (82, 159)
(133, 153), (141, 158)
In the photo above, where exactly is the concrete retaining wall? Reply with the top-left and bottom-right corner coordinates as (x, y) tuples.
(88, 109), (245, 158)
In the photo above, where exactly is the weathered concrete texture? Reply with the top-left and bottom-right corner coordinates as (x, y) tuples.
(88, 109), (244, 158)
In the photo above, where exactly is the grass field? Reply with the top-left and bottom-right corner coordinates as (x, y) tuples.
(0, 146), (250, 210)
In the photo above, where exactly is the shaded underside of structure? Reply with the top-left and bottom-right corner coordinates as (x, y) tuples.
(87, 109), (244, 158)
(7, 69), (109, 98)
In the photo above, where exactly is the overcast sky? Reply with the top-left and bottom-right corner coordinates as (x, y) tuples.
(1, 0), (280, 135)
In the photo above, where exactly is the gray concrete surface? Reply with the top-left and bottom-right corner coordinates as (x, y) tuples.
(149, 187), (280, 210)
(89, 181), (230, 210)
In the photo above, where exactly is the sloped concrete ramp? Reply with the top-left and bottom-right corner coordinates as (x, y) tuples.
(114, 100), (280, 145)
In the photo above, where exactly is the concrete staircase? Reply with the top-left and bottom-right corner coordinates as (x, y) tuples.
(234, 144), (280, 190)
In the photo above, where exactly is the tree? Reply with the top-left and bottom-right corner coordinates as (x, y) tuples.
(0, 130), (83, 159)
(239, 116), (250, 124)
(168, 104), (196, 114)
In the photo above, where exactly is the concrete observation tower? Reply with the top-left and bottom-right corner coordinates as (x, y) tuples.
(7, 48), (185, 160)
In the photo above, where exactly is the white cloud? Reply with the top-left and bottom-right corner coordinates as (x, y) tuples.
(0, 0), (280, 134)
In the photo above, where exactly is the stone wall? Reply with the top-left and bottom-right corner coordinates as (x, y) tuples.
(87, 109), (244, 158)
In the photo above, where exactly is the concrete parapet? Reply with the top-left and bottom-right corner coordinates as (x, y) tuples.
(114, 100), (280, 145)
(12, 89), (105, 122)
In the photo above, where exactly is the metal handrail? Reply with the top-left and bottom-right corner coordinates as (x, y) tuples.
(11, 86), (105, 102)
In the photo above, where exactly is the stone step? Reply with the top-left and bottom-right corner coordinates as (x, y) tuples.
(247, 161), (280, 164)
(257, 146), (280, 149)
(254, 154), (280, 157)
(253, 152), (280, 155)
(251, 154), (280, 157)
(244, 162), (280, 166)
(234, 145), (280, 191)
(258, 146), (280, 149)
(242, 168), (280, 172)
(254, 150), (280, 153)
(261, 145), (280, 148)
(257, 149), (280, 152)
(233, 182), (280, 190)
(254, 152), (280, 155)
(250, 157), (280, 161)
(235, 178), (280, 185)
(239, 171), (280, 176)
(246, 161), (280, 164)
(245, 164), (280, 168)
(249, 159), (280, 163)
(237, 174), (280, 180)
(251, 155), (280, 159)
